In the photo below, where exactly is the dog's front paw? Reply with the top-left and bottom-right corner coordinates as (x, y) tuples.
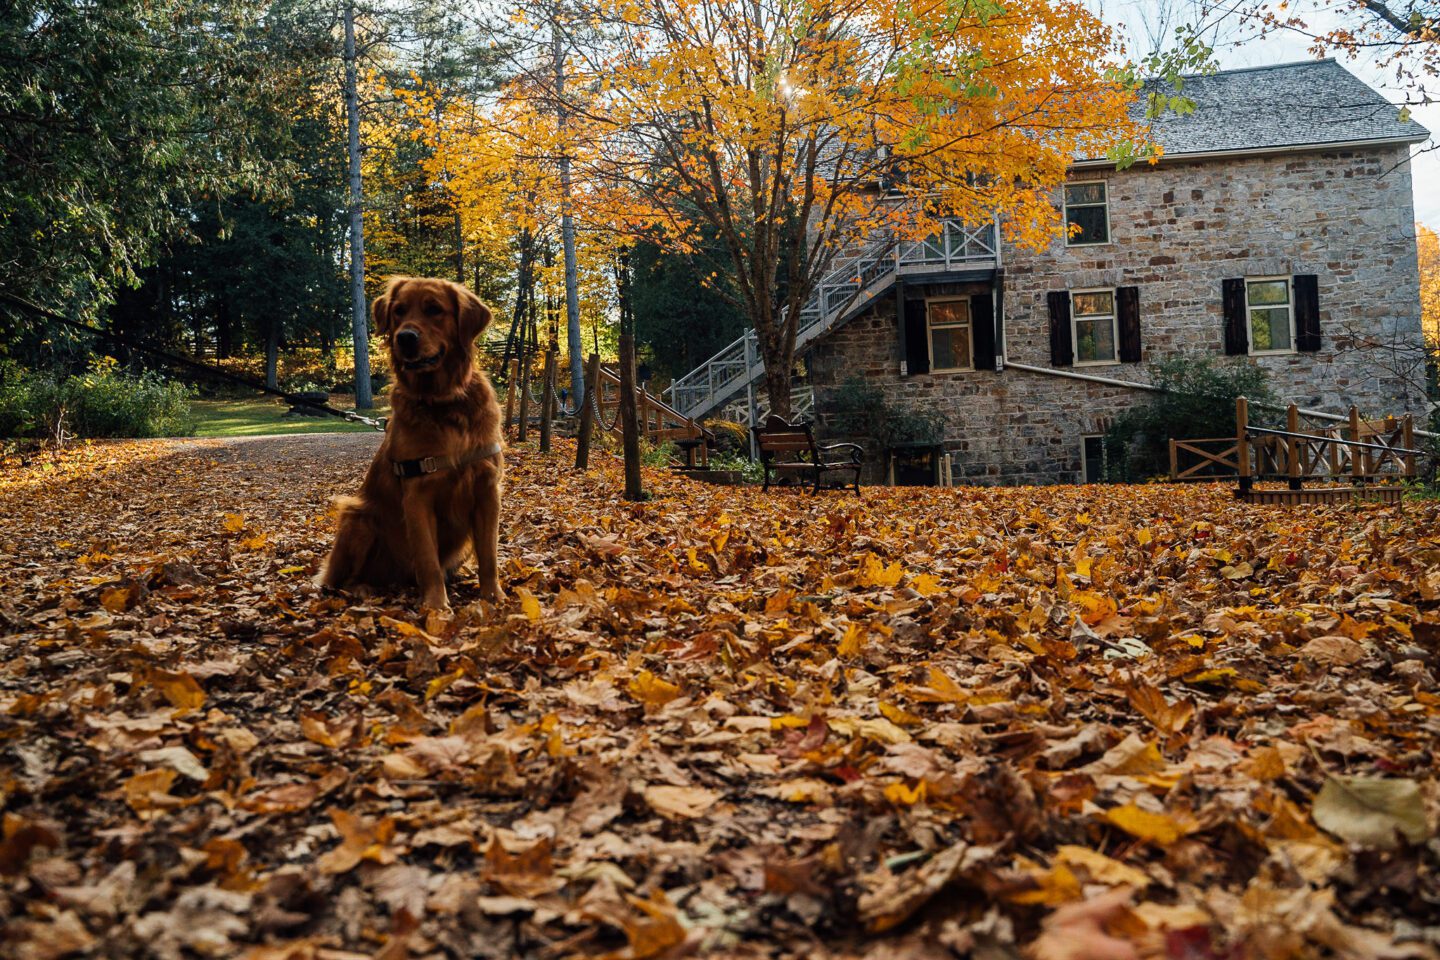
(479, 578), (505, 603)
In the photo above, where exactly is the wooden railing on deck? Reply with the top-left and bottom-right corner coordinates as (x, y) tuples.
(1168, 397), (1421, 503)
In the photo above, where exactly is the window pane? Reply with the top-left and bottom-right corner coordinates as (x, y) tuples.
(1067, 205), (1108, 245)
(1083, 436), (1105, 483)
(930, 324), (972, 370)
(1065, 183), (1106, 206)
(1072, 291), (1114, 317)
(928, 299), (970, 325)
(1247, 280), (1289, 306)
(1249, 307), (1291, 351)
(1075, 317), (1116, 362)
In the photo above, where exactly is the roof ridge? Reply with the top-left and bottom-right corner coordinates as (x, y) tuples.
(1168, 56), (1338, 82)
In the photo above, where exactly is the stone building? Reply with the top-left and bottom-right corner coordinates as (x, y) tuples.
(796, 58), (1431, 484)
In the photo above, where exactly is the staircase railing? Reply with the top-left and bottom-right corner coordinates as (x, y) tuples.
(666, 219), (998, 421)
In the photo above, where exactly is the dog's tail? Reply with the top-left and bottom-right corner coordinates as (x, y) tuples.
(330, 495), (364, 516)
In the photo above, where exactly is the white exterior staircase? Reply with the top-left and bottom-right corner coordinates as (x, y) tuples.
(665, 219), (1000, 423)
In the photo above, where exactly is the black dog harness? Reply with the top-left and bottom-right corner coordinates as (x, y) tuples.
(392, 442), (503, 479)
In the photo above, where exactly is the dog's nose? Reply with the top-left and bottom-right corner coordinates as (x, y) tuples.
(396, 329), (420, 359)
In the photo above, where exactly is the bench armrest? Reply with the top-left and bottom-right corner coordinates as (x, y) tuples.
(817, 442), (864, 463)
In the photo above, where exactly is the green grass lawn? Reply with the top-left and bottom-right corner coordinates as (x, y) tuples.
(188, 396), (390, 437)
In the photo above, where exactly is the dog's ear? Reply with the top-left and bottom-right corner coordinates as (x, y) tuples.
(372, 277), (406, 336)
(451, 282), (492, 343)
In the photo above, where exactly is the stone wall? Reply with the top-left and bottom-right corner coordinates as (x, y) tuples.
(806, 144), (1428, 485)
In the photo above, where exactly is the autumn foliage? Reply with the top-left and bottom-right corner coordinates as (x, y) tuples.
(2, 435), (1438, 957)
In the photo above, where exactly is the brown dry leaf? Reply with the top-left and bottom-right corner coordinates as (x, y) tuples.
(1028, 888), (1139, 960)
(644, 784), (721, 820)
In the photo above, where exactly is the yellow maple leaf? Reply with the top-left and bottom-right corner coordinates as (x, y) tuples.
(859, 553), (904, 588)
(629, 669), (681, 706)
(911, 573), (944, 596)
(1102, 803), (1197, 845)
(222, 513), (245, 533)
(515, 587), (542, 621)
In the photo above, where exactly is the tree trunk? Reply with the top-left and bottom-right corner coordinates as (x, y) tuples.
(574, 352), (600, 471)
(763, 360), (791, 421)
(344, 0), (373, 410)
(216, 296), (232, 359)
(265, 321), (280, 391)
(553, 22), (586, 409)
(499, 228), (531, 381)
(454, 209), (465, 283)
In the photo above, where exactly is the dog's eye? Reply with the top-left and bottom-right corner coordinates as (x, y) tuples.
(394, 304), (408, 316)
(424, 302), (442, 316)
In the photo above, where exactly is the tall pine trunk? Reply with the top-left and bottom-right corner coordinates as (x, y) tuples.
(344, 0), (373, 410)
(553, 23), (585, 408)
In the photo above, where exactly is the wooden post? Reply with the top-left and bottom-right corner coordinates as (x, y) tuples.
(1402, 414), (1416, 480)
(503, 358), (520, 436)
(619, 343), (643, 499)
(1286, 403), (1301, 491)
(1168, 439), (1179, 480)
(516, 355), (532, 443)
(574, 352), (601, 470)
(1236, 396), (1251, 496)
(1350, 405), (1363, 485)
(538, 343), (556, 454)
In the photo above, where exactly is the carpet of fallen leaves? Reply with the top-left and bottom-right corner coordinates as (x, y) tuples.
(2, 434), (1440, 960)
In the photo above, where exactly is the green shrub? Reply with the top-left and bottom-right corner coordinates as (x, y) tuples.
(709, 451), (764, 483)
(1103, 354), (1275, 481)
(828, 376), (944, 449)
(0, 358), (194, 440)
(640, 439), (679, 467)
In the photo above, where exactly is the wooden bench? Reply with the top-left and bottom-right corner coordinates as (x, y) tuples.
(754, 415), (863, 494)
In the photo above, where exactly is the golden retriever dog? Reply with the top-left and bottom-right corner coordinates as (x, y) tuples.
(319, 276), (504, 613)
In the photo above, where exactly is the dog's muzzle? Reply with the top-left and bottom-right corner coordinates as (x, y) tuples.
(402, 351), (443, 371)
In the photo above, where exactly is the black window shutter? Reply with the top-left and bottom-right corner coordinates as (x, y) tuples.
(1047, 291), (1073, 367)
(1293, 274), (1321, 351)
(971, 292), (996, 370)
(1117, 286), (1141, 363)
(1222, 278), (1248, 355)
(903, 295), (929, 375)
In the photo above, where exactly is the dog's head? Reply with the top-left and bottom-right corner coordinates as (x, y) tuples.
(372, 276), (492, 395)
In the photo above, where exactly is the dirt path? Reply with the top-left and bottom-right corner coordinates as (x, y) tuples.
(1, 439), (1437, 958)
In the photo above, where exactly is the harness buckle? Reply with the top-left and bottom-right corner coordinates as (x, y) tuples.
(419, 456), (439, 474)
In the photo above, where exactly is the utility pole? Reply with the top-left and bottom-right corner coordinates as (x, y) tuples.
(344, 0), (373, 410)
(552, 14), (585, 408)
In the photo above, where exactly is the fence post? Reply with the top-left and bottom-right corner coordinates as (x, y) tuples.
(574, 352), (601, 470)
(1350, 405), (1363, 485)
(1402, 414), (1416, 480)
(1236, 396), (1251, 496)
(538, 343), (556, 454)
(503, 358), (520, 437)
(516, 356), (532, 443)
(1287, 404), (1302, 491)
(1168, 439), (1178, 480)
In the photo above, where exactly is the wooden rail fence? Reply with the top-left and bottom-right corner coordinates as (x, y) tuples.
(503, 359), (713, 468)
(1169, 397), (1422, 505)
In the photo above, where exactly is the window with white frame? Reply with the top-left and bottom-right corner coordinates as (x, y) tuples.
(1071, 289), (1117, 364)
(1246, 277), (1295, 354)
(927, 297), (973, 372)
(1064, 181), (1109, 246)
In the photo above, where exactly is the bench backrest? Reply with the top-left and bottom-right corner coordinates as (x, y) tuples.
(755, 415), (818, 463)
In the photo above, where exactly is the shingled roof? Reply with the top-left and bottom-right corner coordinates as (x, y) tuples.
(1079, 58), (1430, 163)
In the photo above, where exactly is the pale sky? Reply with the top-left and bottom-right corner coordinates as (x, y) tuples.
(1085, 0), (1438, 230)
